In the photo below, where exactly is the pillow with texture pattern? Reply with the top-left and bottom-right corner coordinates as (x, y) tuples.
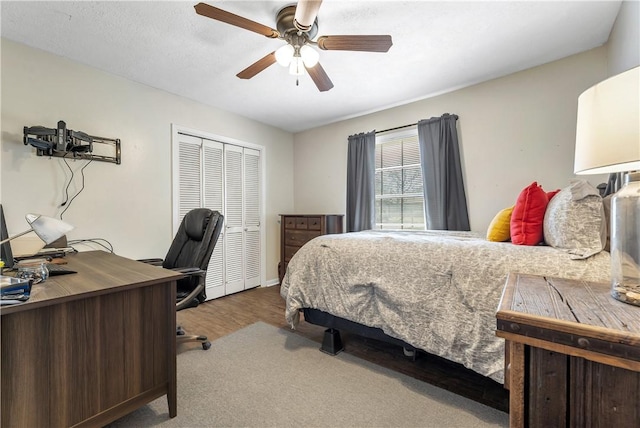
(543, 180), (606, 259)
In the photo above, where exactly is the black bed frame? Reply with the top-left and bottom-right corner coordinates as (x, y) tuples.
(303, 308), (417, 356)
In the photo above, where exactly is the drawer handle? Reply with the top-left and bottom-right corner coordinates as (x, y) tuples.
(509, 323), (520, 332)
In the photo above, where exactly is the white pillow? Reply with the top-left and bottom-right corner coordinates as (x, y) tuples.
(543, 180), (606, 259)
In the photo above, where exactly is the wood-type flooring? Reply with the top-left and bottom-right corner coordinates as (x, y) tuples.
(176, 285), (509, 412)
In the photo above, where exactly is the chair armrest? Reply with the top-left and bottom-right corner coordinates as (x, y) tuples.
(175, 267), (206, 311)
(137, 258), (164, 266)
(171, 267), (205, 276)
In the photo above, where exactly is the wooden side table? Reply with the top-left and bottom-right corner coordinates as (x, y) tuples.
(496, 273), (640, 427)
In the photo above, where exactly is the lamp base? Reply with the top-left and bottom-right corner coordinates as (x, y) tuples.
(611, 286), (640, 306)
(609, 172), (640, 307)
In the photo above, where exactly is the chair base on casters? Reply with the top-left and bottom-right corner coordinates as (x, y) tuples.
(177, 333), (211, 350)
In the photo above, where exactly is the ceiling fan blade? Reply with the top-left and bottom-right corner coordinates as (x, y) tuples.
(294, 0), (323, 32)
(194, 3), (279, 38)
(306, 62), (334, 92)
(237, 52), (277, 79)
(317, 35), (393, 52)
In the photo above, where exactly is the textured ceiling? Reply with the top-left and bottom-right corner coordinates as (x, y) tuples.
(1, 1), (621, 133)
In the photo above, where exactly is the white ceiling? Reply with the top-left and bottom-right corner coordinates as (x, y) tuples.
(1, 1), (621, 133)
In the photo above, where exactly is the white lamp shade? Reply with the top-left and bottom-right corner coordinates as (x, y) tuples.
(300, 45), (319, 68)
(275, 44), (294, 66)
(26, 214), (74, 245)
(574, 66), (640, 175)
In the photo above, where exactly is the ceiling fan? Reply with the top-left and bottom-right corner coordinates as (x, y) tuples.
(194, 1), (393, 92)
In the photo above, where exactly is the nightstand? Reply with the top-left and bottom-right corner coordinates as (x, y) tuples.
(496, 273), (640, 427)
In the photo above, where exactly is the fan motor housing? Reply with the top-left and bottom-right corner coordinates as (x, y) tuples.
(276, 5), (318, 40)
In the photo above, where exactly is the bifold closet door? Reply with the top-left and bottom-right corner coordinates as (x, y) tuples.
(177, 134), (202, 217)
(175, 131), (262, 300)
(202, 140), (225, 300)
(224, 145), (245, 295)
(224, 145), (262, 294)
(243, 148), (261, 289)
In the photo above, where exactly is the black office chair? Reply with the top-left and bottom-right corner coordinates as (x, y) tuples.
(141, 208), (223, 350)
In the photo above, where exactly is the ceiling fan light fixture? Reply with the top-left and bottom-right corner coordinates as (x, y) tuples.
(289, 56), (305, 76)
(275, 44), (294, 66)
(300, 45), (319, 67)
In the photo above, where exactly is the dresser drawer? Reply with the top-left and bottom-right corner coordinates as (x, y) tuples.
(307, 217), (322, 230)
(284, 230), (321, 247)
(283, 245), (298, 262)
(295, 217), (308, 229)
(284, 217), (296, 229)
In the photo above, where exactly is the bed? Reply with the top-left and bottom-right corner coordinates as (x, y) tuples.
(280, 228), (611, 384)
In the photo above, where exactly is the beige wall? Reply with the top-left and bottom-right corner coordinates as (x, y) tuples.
(292, 0), (639, 236)
(1, 39), (294, 283)
(292, 47), (609, 233)
(607, 0), (640, 75)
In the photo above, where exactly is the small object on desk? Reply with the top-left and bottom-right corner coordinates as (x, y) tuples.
(0, 275), (32, 304)
(45, 263), (76, 276)
(15, 259), (49, 283)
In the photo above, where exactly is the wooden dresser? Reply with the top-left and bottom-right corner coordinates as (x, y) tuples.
(279, 214), (343, 283)
(496, 273), (640, 428)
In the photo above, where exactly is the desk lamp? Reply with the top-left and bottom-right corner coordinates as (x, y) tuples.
(0, 214), (74, 246)
(574, 66), (640, 306)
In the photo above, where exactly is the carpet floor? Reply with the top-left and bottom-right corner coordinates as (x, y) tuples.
(108, 322), (508, 427)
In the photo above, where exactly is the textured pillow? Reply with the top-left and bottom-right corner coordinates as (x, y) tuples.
(511, 182), (549, 246)
(543, 180), (606, 259)
(486, 206), (514, 242)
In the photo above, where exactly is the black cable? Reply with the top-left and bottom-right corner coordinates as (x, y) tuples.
(67, 238), (114, 253)
(60, 157), (93, 220)
(60, 153), (73, 208)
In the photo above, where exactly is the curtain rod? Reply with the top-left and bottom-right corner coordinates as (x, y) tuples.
(375, 122), (418, 134)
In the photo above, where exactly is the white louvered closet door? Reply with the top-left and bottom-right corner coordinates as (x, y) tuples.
(203, 140), (225, 300)
(174, 128), (263, 300)
(177, 135), (202, 219)
(244, 148), (261, 288)
(224, 144), (245, 295)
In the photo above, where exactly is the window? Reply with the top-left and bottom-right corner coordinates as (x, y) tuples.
(375, 129), (424, 230)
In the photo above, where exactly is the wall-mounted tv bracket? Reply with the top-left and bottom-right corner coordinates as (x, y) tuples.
(23, 120), (121, 165)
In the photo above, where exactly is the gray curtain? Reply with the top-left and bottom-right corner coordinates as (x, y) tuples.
(346, 131), (376, 232)
(417, 113), (470, 231)
(603, 172), (624, 196)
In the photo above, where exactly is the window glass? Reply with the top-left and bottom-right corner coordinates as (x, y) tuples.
(374, 129), (424, 230)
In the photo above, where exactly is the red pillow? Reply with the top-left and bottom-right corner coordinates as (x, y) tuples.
(546, 189), (561, 201)
(511, 182), (549, 245)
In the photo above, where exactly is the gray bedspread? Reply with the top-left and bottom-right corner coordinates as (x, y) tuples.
(280, 230), (611, 383)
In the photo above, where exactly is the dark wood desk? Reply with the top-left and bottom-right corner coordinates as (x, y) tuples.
(496, 273), (640, 427)
(1, 251), (182, 427)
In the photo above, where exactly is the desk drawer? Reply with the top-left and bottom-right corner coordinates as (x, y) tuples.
(284, 230), (321, 247)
